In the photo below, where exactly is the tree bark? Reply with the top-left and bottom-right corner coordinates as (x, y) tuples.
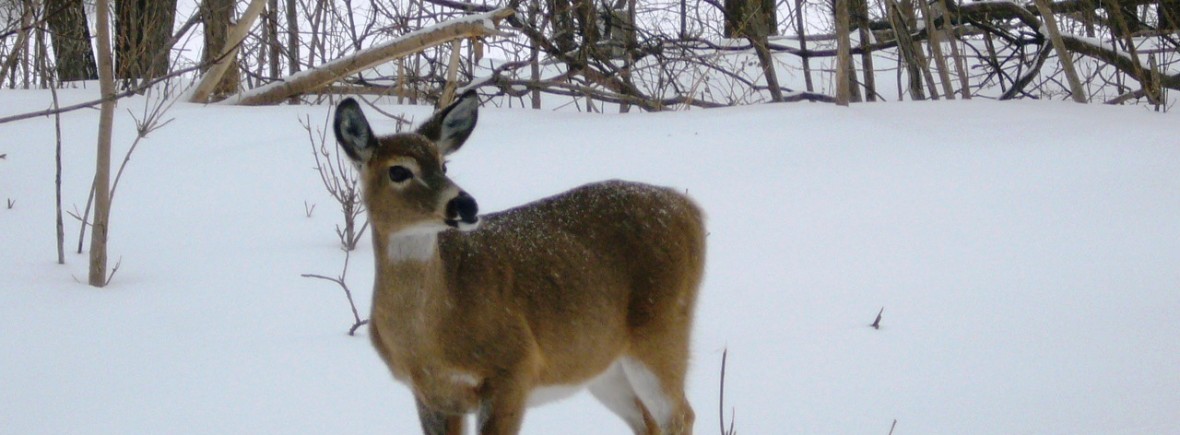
(46, 0), (98, 81)
(724, 0), (777, 38)
(1161, 0), (1180, 30)
(200, 0), (241, 100)
(114, 0), (177, 85)
(91, 0), (116, 287)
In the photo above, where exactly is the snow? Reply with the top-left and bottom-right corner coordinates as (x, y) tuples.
(2, 89), (1179, 434)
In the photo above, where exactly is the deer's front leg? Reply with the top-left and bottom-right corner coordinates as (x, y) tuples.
(415, 397), (465, 435)
(476, 375), (530, 435)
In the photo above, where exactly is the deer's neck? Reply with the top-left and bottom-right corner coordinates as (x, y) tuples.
(372, 225), (449, 293)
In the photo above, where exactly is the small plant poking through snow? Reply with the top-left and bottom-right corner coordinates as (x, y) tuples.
(719, 348), (737, 435)
(302, 111), (369, 251)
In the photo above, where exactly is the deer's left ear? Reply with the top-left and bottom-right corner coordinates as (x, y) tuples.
(334, 97), (377, 164)
(418, 90), (480, 156)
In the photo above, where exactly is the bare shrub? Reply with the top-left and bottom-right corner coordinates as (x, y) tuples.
(302, 110), (368, 251)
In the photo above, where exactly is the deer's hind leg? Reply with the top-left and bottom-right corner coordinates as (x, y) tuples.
(622, 303), (696, 435)
(588, 359), (661, 435)
(415, 398), (466, 435)
(619, 351), (694, 435)
(621, 274), (700, 433)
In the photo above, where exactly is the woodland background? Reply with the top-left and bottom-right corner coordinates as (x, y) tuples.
(1, 0), (1177, 109)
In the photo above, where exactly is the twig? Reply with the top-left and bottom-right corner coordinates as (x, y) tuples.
(304, 201), (316, 217)
(871, 306), (884, 330)
(301, 249), (368, 335)
(888, 419), (898, 435)
(719, 348), (736, 435)
(6, 199), (13, 209)
(104, 256), (122, 286)
(72, 183), (95, 254)
(110, 88), (179, 205)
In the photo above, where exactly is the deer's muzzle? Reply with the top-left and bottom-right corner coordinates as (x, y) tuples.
(445, 191), (479, 230)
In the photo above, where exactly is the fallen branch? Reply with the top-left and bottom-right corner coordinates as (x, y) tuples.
(229, 7), (515, 105)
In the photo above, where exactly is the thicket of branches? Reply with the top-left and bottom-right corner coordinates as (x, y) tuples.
(1, 0), (1176, 110)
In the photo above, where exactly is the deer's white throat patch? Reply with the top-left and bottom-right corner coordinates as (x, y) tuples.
(387, 225), (442, 262)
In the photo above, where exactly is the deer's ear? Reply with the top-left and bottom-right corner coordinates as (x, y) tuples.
(334, 97), (376, 164)
(417, 90), (479, 156)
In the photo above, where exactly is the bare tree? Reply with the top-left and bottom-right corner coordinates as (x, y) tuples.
(90, 0), (116, 287)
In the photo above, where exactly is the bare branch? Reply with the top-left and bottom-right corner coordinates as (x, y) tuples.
(0, 63), (206, 125)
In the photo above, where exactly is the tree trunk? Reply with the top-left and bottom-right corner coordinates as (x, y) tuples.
(938, 0), (971, 99)
(619, 0), (637, 112)
(266, 0), (280, 79)
(0, 1), (33, 87)
(529, 2), (542, 109)
(1108, 0), (1141, 37)
(46, 0), (98, 81)
(286, 0), (300, 75)
(114, 0), (177, 85)
(886, 0), (925, 100)
(854, 0), (876, 101)
(762, 0), (778, 35)
(1161, 0), (1180, 30)
(794, 0), (814, 92)
(91, 0), (116, 287)
(201, 0), (240, 100)
(725, 0), (777, 38)
(551, 0), (577, 53)
(918, 0), (955, 99)
(835, 0), (852, 105)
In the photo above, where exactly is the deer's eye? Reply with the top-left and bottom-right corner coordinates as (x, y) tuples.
(389, 165), (413, 183)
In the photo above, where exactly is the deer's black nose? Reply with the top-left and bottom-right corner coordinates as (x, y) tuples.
(446, 191), (479, 229)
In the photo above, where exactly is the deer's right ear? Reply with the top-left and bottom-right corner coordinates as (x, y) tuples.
(334, 98), (376, 164)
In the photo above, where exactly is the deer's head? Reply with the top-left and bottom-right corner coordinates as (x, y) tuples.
(333, 92), (480, 238)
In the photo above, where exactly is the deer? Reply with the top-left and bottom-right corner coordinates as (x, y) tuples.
(333, 90), (705, 435)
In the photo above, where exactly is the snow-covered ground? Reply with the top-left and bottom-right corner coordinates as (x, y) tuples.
(1, 89), (1178, 434)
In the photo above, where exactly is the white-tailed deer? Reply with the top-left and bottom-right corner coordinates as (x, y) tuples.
(334, 91), (705, 435)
